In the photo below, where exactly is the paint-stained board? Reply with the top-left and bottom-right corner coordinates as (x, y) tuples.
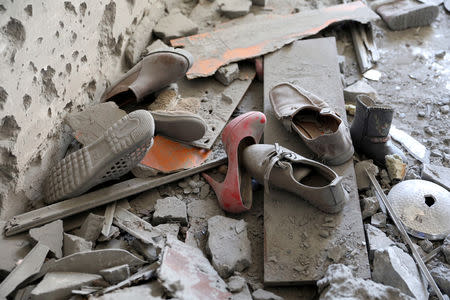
(263, 37), (370, 285)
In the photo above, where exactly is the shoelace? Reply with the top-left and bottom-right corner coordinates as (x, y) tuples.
(263, 143), (297, 195)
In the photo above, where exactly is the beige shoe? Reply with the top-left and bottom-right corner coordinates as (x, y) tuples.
(101, 48), (193, 106)
(243, 143), (347, 214)
(151, 110), (207, 142)
(269, 82), (354, 165)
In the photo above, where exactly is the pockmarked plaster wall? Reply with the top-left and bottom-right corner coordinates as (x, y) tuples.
(0, 0), (165, 218)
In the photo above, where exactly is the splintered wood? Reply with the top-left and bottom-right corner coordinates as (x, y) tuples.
(263, 37), (370, 285)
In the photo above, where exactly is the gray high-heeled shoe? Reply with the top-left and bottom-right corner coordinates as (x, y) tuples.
(242, 143), (347, 214)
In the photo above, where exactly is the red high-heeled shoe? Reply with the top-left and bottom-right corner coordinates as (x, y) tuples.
(202, 111), (266, 213)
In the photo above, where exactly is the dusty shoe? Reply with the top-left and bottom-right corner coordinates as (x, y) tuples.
(350, 95), (406, 165)
(242, 143), (347, 214)
(269, 82), (354, 165)
(101, 48), (193, 106)
(151, 110), (207, 142)
(44, 110), (155, 204)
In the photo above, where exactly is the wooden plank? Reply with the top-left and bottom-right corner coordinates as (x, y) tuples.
(263, 37), (370, 285)
(101, 202), (116, 237)
(5, 157), (227, 236)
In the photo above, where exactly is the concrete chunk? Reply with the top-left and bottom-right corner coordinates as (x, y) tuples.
(227, 275), (246, 293)
(429, 262), (450, 295)
(153, 12), (198, 43)
(232, 283), (252, 300)
(63, 233), (92, 256)
(76, 213), (105, 242)
(215, 63), (240, 86)
(355, 160), (379, 191)
(130, 189), (161, 216)
(421, 164), (450, 190)
(30, 272), (102, 300)
(385, 154), (406, 181)
(372, 246), (429, 300)
(153, 197), (188, 225)
(365, 224), (395, 259)
(29, 220), (63, 258)
(99, 264), (130, 284)
(377, 1), (439, 31)
(207, 216), (252, 278)
(252, 289), (284, 300)
(371, 212), (387, 228)
(343, 80), (377, 104)
(361, 196), (380, 219)
(90, 281), (164, 300)
(443, 234), (450, 264)
(219, 0), (252, 18)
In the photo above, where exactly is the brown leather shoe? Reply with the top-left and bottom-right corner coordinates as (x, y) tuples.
(269, 83), (354, 165)
(242, 143), (347, 214)
(151, 110), (207, 142)
(101, 48), (193, 107)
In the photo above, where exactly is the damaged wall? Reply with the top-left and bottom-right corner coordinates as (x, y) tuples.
(0, 0), (165, 219)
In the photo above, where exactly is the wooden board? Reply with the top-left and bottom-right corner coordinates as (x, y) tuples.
(263, 37), (370, 285)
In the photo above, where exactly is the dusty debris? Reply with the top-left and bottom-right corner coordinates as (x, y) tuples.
(354, 160), (379, 191)
(206, 216), (252, 278)
(390, 125), (429, 163)
(344, 80), (377, 104)
(418, 239), (433, 253)
(130, 239), (160, 262)
(0, 221), (31, 274)
(317, 264), (414, 300)
(385, 154), (406, 181)
(232, 283), (252, 300)
(172, 1), (379, 78)
(30, 272), (102, 300)
(429, 262), (450, 296)
(0, 243), (49, 298)
(99, 264), (130, 284)
(215, 63), (240, 86)
(158, 236), (231, 299)
(371, 212), (387, 228)
(361, 196), (380, 219)
(41, 249), (146, 275)
(153, 196), (188, 225)
(218, 0), (252, 19)
(63, 233), (92, 256)
(252, 289), (284, 300)
(76, 213), (105, 243)
(362, 69), (381, 81)
(102, 202), (116, 237)
(29, 219), (63, 258)
(421, 163), (450, 190)
(98, 225), (120, 242)
(350, 22), (380, 73)
(148, 84), (179, 111)
(365, 224), (395, 259)
(14, 284), (35, 300)
(345, 104), (356, 116)
(372, 246), (429, 300)
(91, 281), (164, 299)
(155, 223), (180, 237)
(442, 235), (450, 264)
(227, 275), (246, 293)
(153, 12), (199, 43)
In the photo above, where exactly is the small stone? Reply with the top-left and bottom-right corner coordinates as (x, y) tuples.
(153, 12), (199, 43)
(371, 212), (387, 228)
(130, 189), (160, 216)
(183, 187), (192, 194)
(199, 184), (210, 199)
(385, 154), (406, 181)
(63, 233), (92, 256)
(424, 126), (434, 135)
(192, 187), (200, 194)
(99, 264), (130, 284)
(155, 223), (180, 237)
(327, 245), (344, 262)
(440, 105), (449, 114)
(430, 149), (443, 158)
(345, 104), (356, 116)
(343, 80), (377, 104)
(435, 50), (446, 59)
(430, 262), (450, 295)
(219, 0), (252, 18)
(215, 63), (240, 86)
(153, 197), (188, 225)
(417, 111), (426, 117)
(207, 216), (252, 278)
(130, 239), (161, 263)
(365, 224), (395, 259)
(227, 275), (246, 293)
(178, 181), (189, 188)
(354, 160), (379, 191)
(319, 230), (330, 238)
(76, 213), (105, 242)
(29, 220), (63, 258)
(442, 235), (450, 264)
(361, 196), (380, 219)
(380, 169), (391, 187)
(418, 239), (433, 253)
(252, 289), (284, 300)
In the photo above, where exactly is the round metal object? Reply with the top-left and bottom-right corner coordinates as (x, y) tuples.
(387, 179), (450, 240)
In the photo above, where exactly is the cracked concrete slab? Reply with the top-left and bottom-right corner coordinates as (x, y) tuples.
(153, 197), (188, 225)
(75, 213), (105, 243)
(63, 233), (92, 256)
(29, 219), (63, 258)
(365, 224), (395, 259)
(153, 12), (198, 43)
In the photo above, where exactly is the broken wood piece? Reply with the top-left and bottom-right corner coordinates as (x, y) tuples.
(0, 243), (49, 298)
(350, 22), (380, 73)
(263, 37), (369, 284)
(113, 207), (163, 244)
(102, 202), (116, 237)
(5, 157), (227, 236)
(171, 1), (379, 79)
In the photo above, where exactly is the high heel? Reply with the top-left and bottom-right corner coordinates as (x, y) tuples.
(202, 111), (266, 213)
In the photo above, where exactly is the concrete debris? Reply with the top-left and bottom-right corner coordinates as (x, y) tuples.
(317, 264), (414, 300)
(421, 164), (450, 190)
(355, 160), (379, 191)
(98, 225), (120, 242)
(102, 202), (116, 237)
(345, 104), (356, 116)
(95, 238), (130, 252)
(158, 236), (231, 299)
(206, 216), (252, 278)
(0, 221), (31, 274)
(371, 212), (387, 228)
(153, 197), (188, 225)
(232, 283), (252, 300)
(41, 249), (146, 275)
(29, 219), (63, 258)
(63, 233), (92, 256)
(429, 262), (450, 296)
(218, 0), (252, 19)
(99, 264), (130, 284)
(130, 239), (161, 262)
(227, 275), (246, 293)
(365, 224), (395, 259)
(385, 154), (406, 181)
(91, 281), (164, 300)
(153, 12), (199, 43)
(215, 63), (240, 86)
(76, 213), (105, 243)
(344, 80), (377, 104)
(372, 246), (429, 300)
(361, 196), (380, 219)
(130, 189), (160, 216)
(252, 289), (284, 300)
(443, 235), (450, 264)
(0, 243), (49, 298)
(142, 39), (170, 58)
(131, 163), (160, 178)
(418, 239), (433, 253)
(155, 223), (180, 237)
(100, 263), (158, 295)
(376, 0), (439, 31)
(390, 125), (430, 163)
(149, 84), (179, 111)
(30, 272), (102, 300)
(363, 69), (382, 81)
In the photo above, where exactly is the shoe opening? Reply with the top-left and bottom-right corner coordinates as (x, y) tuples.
(292, 108), (340, 139)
